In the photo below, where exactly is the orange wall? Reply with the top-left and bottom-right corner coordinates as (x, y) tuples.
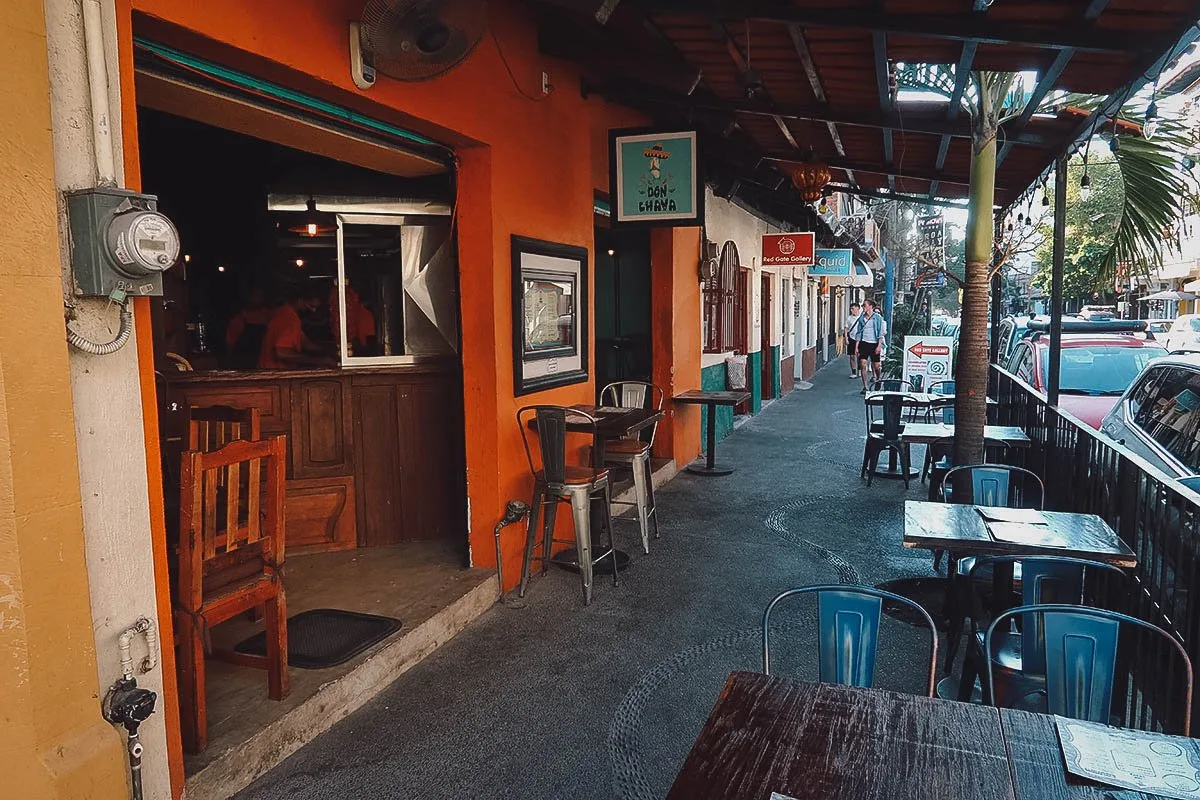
(121, 0), (692, 583)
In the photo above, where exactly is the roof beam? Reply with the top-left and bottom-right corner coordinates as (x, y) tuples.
(588, 83), (1054, 144)
(873, 31), (895, 190)
(785, 22), (855, 185)
(640, 1), (1131, 52)
(763, 152), (973, 188)
(928, 41), (978, 200)
(709, 18), (803, 154)
(996, 0), (1110, 166)
(826, 183), (974, 210)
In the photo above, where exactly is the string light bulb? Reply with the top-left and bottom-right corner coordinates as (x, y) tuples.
(818, 194), (830, 214)
(295, 259), (305, 267)
(1144, 99), (1159, 140)
(1080, 171), (1092, 202)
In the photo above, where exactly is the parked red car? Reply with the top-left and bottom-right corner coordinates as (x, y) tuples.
(1005, 330), (1166, 429)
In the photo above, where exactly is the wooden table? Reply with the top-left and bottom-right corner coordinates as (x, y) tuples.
(668, 672), (1166, 799)
(565, 405), (663, 466)
(899, 422), (1031, 447)
(672, 390), (751, 476)
(902, 500), (1136, 566)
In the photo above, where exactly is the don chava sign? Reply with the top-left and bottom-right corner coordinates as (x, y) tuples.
(902, 336), (954, 391)
(762, 232), (815, 268)
(610, 128), (702, 227)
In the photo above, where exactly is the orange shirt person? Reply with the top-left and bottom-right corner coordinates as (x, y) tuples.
(257, 292), (326, 370)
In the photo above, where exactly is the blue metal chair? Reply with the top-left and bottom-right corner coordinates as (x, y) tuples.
(924, 381), (956, 422)
(956, 556), (1125, 701)
(985, 604), (1192, 733)
(762, 584), (939, 697)
(861, 394), (919, 489)
(873, 378), (915, 392)
(937, 464), (1043, 670)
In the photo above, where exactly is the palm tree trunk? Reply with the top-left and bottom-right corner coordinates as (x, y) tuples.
(953, 127), (997, 470)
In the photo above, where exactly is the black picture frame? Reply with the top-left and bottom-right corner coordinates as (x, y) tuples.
(609, 126), (704, 229)
(511, 235), (589, 396)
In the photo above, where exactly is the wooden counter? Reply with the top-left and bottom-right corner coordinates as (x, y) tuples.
(160, 363), (465, 555)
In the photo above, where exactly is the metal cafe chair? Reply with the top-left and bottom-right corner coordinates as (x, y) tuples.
(762, 585), (938, 697)
(937, 463), (1042, 671)
(956, 556), (1125, 703)
(599, 381), (664, 555)
(861, 393), (919, 489)
(924, 380), (956, 422)
(986, 604), (1192, 733)
(517, 405), (618, 606)
(872, 378), (915, 392)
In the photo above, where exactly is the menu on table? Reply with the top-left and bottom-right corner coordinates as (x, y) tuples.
(975, 506), (1046, 525)
(1056, 716), (1200, 800)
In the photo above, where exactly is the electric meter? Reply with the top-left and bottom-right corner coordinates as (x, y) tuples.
(107, 209), (180, 278)
(66, 186), (181, 298)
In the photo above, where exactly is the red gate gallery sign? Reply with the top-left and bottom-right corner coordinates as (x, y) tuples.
(762, 232), (815, 267)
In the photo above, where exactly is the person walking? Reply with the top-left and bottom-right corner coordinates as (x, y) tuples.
(853, 299), (887, 394)
(844, 301), (861, 378)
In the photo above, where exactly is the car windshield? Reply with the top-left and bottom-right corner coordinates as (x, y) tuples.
(1040, 345), (1166, 395)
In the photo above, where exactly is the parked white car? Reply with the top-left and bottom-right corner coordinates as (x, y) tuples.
(1164, 315), (1200, 354)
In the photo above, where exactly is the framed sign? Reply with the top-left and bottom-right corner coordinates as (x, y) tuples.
(762, 232), (815, 267)
(610, 128), (703, 227)
(511, 235), (589, 396)
(810, 248), (853, 276)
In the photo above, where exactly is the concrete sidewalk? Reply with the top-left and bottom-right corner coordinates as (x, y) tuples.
(239, 362), (939, 800)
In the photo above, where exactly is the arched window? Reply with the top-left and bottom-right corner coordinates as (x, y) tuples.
(703, 241), (740, 353)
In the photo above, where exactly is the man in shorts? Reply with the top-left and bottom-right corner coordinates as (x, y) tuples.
(844, 302), (861, 378)
(853, 299), (887, 394)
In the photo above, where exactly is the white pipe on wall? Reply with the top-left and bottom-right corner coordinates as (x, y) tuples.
(82, 0), (116, 186)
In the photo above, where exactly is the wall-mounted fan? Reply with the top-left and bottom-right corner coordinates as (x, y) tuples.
(357, 0), (487, 83)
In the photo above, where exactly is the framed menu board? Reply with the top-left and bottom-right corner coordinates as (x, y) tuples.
(511, 235), (589, 395)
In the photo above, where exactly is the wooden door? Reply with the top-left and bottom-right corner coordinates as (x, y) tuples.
(761, 274), (773, 400)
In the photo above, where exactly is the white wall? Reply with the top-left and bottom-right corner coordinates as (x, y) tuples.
(704, 187), (785, 354)
(44, 0), (171, 797)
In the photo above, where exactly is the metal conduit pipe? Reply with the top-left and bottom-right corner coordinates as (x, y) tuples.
(82, 0), (116, 186)
(494, 500), (530, 607)
(118, 616), (158, 681)
(67, 301), (134, 355)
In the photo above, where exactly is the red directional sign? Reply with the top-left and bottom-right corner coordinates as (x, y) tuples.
(908, 341), (951, 359)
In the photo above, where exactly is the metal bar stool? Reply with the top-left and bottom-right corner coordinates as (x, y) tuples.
(600, 381), (664, 554)
(517, 405), (618, 605)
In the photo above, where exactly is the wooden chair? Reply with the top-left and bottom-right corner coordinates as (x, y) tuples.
(188, 404), (261, 451)
(176, 435), (288, 753)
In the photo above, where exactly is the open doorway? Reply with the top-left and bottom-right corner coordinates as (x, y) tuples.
(593, 226), (652, 391)
(136, 92), (486, 772)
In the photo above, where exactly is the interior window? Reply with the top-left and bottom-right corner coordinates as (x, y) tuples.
(1130, 367), (1200, 471)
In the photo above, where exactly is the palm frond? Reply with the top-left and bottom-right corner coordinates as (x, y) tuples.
(1096, 116), (1191, 283)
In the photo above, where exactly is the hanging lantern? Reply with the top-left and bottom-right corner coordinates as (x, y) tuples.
(790, 149), (832, 203)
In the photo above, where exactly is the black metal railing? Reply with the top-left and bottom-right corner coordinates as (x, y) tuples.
(990, 364), (1200, 734)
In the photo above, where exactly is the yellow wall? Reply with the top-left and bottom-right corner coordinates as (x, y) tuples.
(0, 0), (128, 797)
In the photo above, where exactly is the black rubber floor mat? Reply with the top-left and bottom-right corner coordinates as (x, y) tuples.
(234, 608), (402, 669)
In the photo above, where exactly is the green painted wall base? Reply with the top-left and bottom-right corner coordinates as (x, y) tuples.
(700, 363), (734, 443)
(749, 350), (763, 414)
(769, 345), (782, 400)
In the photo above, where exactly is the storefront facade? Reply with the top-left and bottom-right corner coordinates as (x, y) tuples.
(7, 0), (705, 796)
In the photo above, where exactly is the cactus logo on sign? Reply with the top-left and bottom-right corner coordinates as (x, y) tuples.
(809, 248), (853, 276)
(610, 128), (702, 227)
